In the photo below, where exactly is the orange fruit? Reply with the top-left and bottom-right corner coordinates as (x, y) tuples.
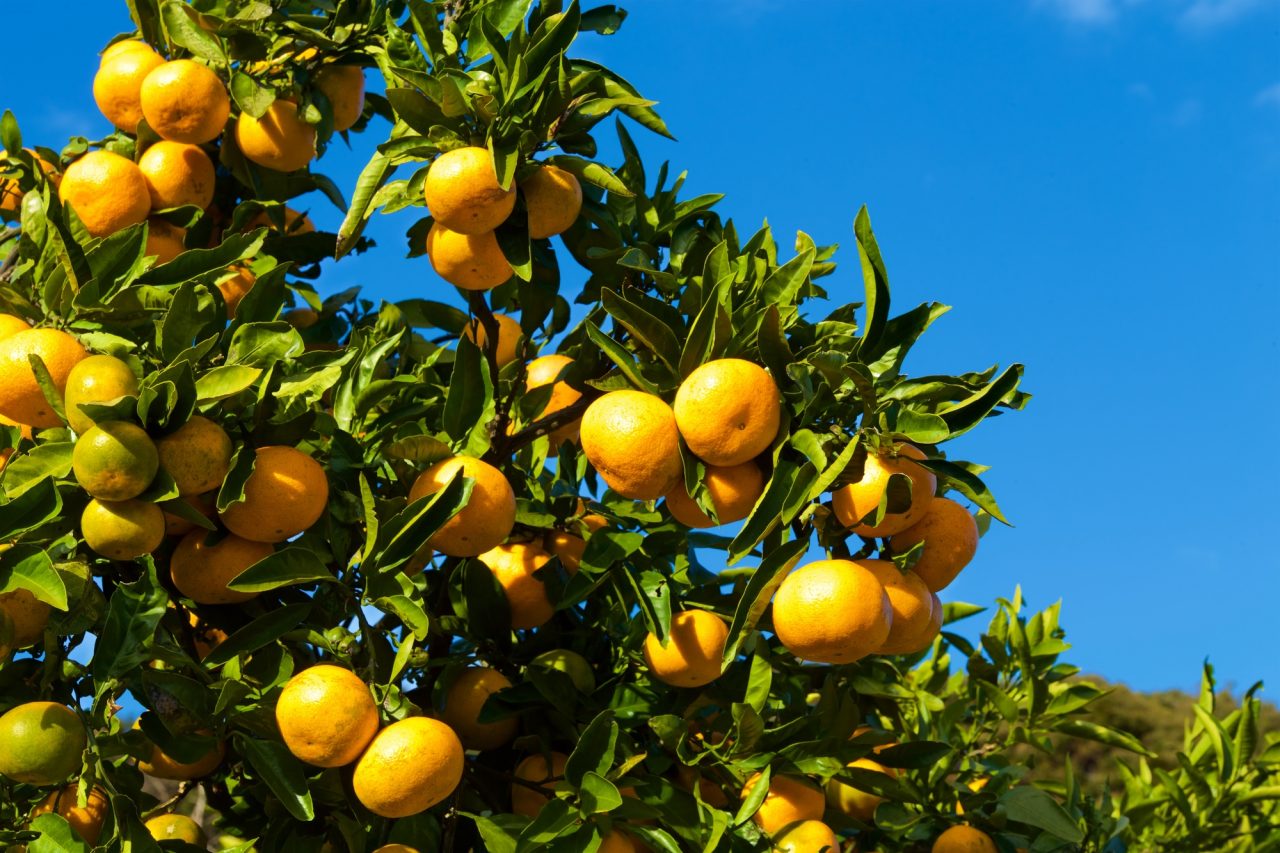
(140, 59), (230, 144)
(276, 664), (379, 767)
(643, 609), (728, 688)
(81, 497), (165, 560)
(521, 164), (582, 239)
(371, 847), (419, 853)
(741, 773), (825, 833)
(511, 751), (569, 817)
(315, 64), (366, 132)
(235, 99), (316, 172)
(889, 497), (979, 592)
(145, 814), (206, 845)
(544, 511), (608, 573)
(60, 150), (151, 237)
(137, 728), (225, 780)
(93, 47), (165, 132)
(0, 328), (88, 428)
(825, 757), (896, 821)
(462, 312), (522, 366)
(219, 445), (329, 543)
(771, 559), (892, 664)
(31, 785), (109, 844)
(580, 390), (682, 500)
(674, 359), (781, 467)
(831, 442), (936, 538)
(138, 141), (216, 210)
(524, 354), (582, 445)
(145, 219), (186, 263)
(0, 314), (31, 340)
(529, 649), (596, 692)
(0, 588), (51, 647)
(0, 149), (59, 215)
(599, 830), (641, 853)
(423, 146), (515, 235)
(858, 560), (936, 655)
(0, 702), (86, 786)
(773, 819), (840, 853)
(664, 461), (765, 528)
(217, 265), (256, 318)
(170, 530), (272, 605)
(425, 223), (513, 291)
(407, 456), (516, 557)
(156, 416), (233, 496)
(439, 667), (518, 750)
(352, 717), (465, 818)
(72, 421), (159, 501)
(100, 40), (159, 66)
(63, 353), (139, 435)
(478, 540), (572, 630)
(188, 610), (228, 660)
(933, 825), (998, 853)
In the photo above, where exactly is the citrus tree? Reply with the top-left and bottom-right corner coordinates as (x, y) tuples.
(0, 2), (1276, 853)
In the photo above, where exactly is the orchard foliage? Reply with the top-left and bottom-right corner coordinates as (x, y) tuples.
(0, 2), (1276, 852)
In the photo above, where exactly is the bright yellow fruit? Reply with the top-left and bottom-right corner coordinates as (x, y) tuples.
(315, 64), (366, 132)
(664, 461), (765, 528)
(825, 757), (896, 821)
(276, 665), (379, 767)
(521, 164), (582, 239)
(524, 354), (582, 445)
(580, 390), (682, 500)
(859, 560), (936, 655)
(156, 416), (233, 496)
(63, 353), (139, 435)
(643, 610), (728, 688)
(773, 819), (840, 853)
(772, 559), (892, 664)
(145, 814), (206, 845)
(933, 825), (999, 853)
(831, 442), (936, 538)
(462, 312), (522, 366)
(674, 359), (781, 467)
(425, 223), (513, 291)
(0, 589), (51, 647)
(140, 59), (230, 144)
(81, 498), (165, 560)
(138, 141), (216, 210)
(423, 146), (515, 235)
(72, 421), (159, 501)
(352, 717), (465, 818)
(408, 456), (516, 557)
(0, 702), (86, 786)
(439, 667), (518, 750)
(219, 445), (329, 543)
(0, 328), (88, 428)
(890, 496), (979, 592)
(235, 100), (316, 172)
(0, 314), (31, 340)
(741, 773), (825, 834)
(478, 540), (571, 630)
(169, 530), (271, 605)
(60, 150), (151, 237)
(31, 785), (109, 844)
(93, 47), (165, 132)
(511, 751), (569, 817)
(145, 219), (186, 263)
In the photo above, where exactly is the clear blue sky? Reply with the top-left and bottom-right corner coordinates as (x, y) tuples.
(5, 1), (1278, 694)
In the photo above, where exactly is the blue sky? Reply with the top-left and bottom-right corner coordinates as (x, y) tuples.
(5, 1), (1278, 694)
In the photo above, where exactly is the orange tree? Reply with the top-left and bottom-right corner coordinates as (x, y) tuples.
(0, 2), (1277, 852)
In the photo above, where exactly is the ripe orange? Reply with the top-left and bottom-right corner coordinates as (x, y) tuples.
(72, 421), (159, 501)
(235, 100), (316, 172)
(423, 146), (515, 235)
(145, 219), (186, 263)
(580, 390), (683, 500)
(100, 40), (159, 66)
(156, 416), (233, 496)
(772, 819), (840, 853)
(643, 610), (728, 688)
(544, 507), (607, 573)
(664, 461), (765, 528)
(0, 328), (88, 428)
(140, 59), (230, 144)
(933, 825), (998, 853)
(315, 64), (366, 132)
(371, 847), (418, 853)
(137, 729), (225, 780)
(831, 442), (936, 538)
(217, 266), (256, 317)
(0, 588), (51, 647)
(0, 702), (86, 786)
(170, 530), (272, 605)
(425, 223), (513, 291)
(81, 497), (165, 560)
(858, 560), (936, 655)
(63, 353), (139, 435)
(408, 456), (516, 557)
(60, 150), (151, 237)
(478, 540), (571, 630)
(276, 664), (379, 767)
(352, 717), (465, 818)
(741, 772), (825, 833)
(771, 559), (892, 664)
(825, 757), (896, 821)
(524, 354), (582, 445)
(439, 667), (518, 750)
(673, 359), (781, 467)
(93, 47), (165, 132)
(521, 164), (583, 239)
(511, 751), (569, 817)
(138, 141), (216, 210)
(599, 830), (641, 853)
(144, 814), (206, 845)
(0, 313), (31, 340)
(219, 445), (329, 543)
(890, 497), (979, 592)
(529, 649), (596, 692)
(31, 785), (109, 844)
(462, 312), (522, 366)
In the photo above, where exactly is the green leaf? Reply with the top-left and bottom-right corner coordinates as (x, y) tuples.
(236, 735), (316, 821)
(721, 538), (808, 666)
(0, 442), (74, 499)
(853, 206), (890, 359)
(936, 364), (1024, 439)
(201, 602), (312, 667)
(27, 814), (91, 853)
(1, 109), (21, 155)
(461, 558), (512, 648)
(92, 559), (167, 678)
(914, 457), (1009, 525)
(230, 71), (276, 118)
(216, 442), (256, 513)
(578, 771), (622, 814)
(601, 288), (681, 374)
(460, 812), (521, 853)
(226, 321), (303, 366)
(584, 320), (659, 394)
(999, 786), (1084, 843)
(565, 710), (618, 787)
(443, 335), (493, 445)
(338, 150), (394, 258)
(226, 547), (338, 593)
(196, 365), (263, 401)
(160, 0), (226, 62)
(544, 155), (633, 197)
(368, 472), (473, 574)
(1052, 719), (1155, 757)
(0, 544), (67, 612)
(0, 476), (62, 537)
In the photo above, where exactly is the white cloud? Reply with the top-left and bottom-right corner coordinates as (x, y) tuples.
(1255, 83), (1280, 108)
(1179, 0), (1269, 29)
